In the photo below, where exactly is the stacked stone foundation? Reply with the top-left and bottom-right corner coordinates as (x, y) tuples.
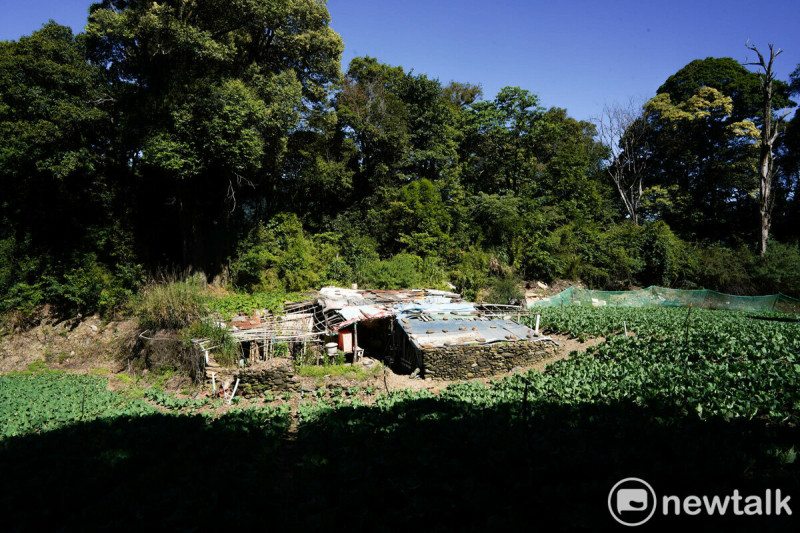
(422, 341), (554, 380)
(235, 357), (301, 396)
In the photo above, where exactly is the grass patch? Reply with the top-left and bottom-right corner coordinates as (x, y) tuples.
(135, 280), (205, 330)
(296, 362), (382, 379)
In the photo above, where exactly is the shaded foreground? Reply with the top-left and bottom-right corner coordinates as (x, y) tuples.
(2, 307), (799, 531)
(0, 394), (797, 531)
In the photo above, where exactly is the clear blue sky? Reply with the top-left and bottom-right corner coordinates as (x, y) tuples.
(2, 0), (798, 121)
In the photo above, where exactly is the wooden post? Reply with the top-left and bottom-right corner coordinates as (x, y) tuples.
(353, 322), (359, 362)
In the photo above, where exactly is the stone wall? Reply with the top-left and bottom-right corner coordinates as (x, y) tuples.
(235, 357), (301, 396)
(422, 341), (555, 380)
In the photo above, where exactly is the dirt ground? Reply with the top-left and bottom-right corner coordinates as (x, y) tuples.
(0, 314), (136, 375)
(0, 316), (605, 396)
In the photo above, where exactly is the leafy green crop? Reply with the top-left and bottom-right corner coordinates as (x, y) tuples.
(0, 373), (157, 439)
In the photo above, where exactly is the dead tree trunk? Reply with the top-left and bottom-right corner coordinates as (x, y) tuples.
(746, 42), (790, 256)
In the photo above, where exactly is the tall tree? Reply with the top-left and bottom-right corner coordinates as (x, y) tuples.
(336, 56), (410, 196)
(85, 0), (343, 271)
(775, 64), (800, 237)
(642, 57), (792, 241)
(0, 22), (131, 312)
(460, 86), (547, 196)
(745, 42), (792, 256)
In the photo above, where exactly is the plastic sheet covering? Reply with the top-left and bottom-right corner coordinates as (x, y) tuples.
(395, 302), (477, 316)
(338, 305), (386, 321)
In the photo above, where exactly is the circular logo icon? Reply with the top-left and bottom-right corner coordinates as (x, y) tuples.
(608, 477), (657, 526)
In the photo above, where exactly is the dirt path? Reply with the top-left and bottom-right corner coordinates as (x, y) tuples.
(344, 333), (606, 393)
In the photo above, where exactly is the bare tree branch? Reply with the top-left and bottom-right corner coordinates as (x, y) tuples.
(593, 99), (650, 225)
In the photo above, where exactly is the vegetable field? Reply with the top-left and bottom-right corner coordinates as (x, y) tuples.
(2, 307), (799, 531)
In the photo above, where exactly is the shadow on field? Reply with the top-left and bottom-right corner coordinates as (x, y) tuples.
(1, 399), (798, 532)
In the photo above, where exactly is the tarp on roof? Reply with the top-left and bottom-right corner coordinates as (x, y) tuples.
(395, 302), (477, 316)
(338, 305), (385, 321)
(333, 305), (396, 330)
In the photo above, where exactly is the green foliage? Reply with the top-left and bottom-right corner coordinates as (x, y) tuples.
(135, 281), (205, 331)
(183, 320), (239, 368)
(636, 220), (694, 286)
(3, 10), (800, 321)
(390, 179), (453, 256)
(449, 247), (490, 301)
(520, 306), (800, 422)
(485, 277), (524, 305)
(751, 241), (800, 298)
(0, 23), (142, 318)
(0, 373), (157, 439)
(359, 253), (438, 290)
(690, 243), (754, 294)
(641, 56), (795, 243)
(204, 291), (303, 318)
(230, 213), (333, 293)
(144, 387), (211, 411)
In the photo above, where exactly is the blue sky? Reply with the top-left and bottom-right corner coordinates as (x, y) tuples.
(2, 0), (798, 121)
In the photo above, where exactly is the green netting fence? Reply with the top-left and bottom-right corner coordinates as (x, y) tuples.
(529, 286), (800, 314)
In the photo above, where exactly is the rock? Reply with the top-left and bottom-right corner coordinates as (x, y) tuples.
(90, 325), (98, 333)
(442, 329), (449, 333)
(510, 366), (524, 373)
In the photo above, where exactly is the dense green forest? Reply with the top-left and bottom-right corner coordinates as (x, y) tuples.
(2, 0), (800, 318)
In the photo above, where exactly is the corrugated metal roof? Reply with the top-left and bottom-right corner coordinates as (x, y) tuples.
(320, 286), (465, 329)
(398, 315), (543, 349)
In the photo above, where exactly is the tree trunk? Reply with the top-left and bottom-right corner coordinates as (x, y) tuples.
(746, 42), (787, 257)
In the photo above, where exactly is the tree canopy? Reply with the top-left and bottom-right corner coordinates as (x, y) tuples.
(1, 5), (800, 315)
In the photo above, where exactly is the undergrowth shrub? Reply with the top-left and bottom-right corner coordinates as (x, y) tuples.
(450, 247), (490, 301)
(360, 253), (448, 289)
(485, 276), (524, 304)
(690, 243), (753, 294)
(183, 320), (240, 367)
(751, 240), (800, 298)
(230, 213), (333, 293)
